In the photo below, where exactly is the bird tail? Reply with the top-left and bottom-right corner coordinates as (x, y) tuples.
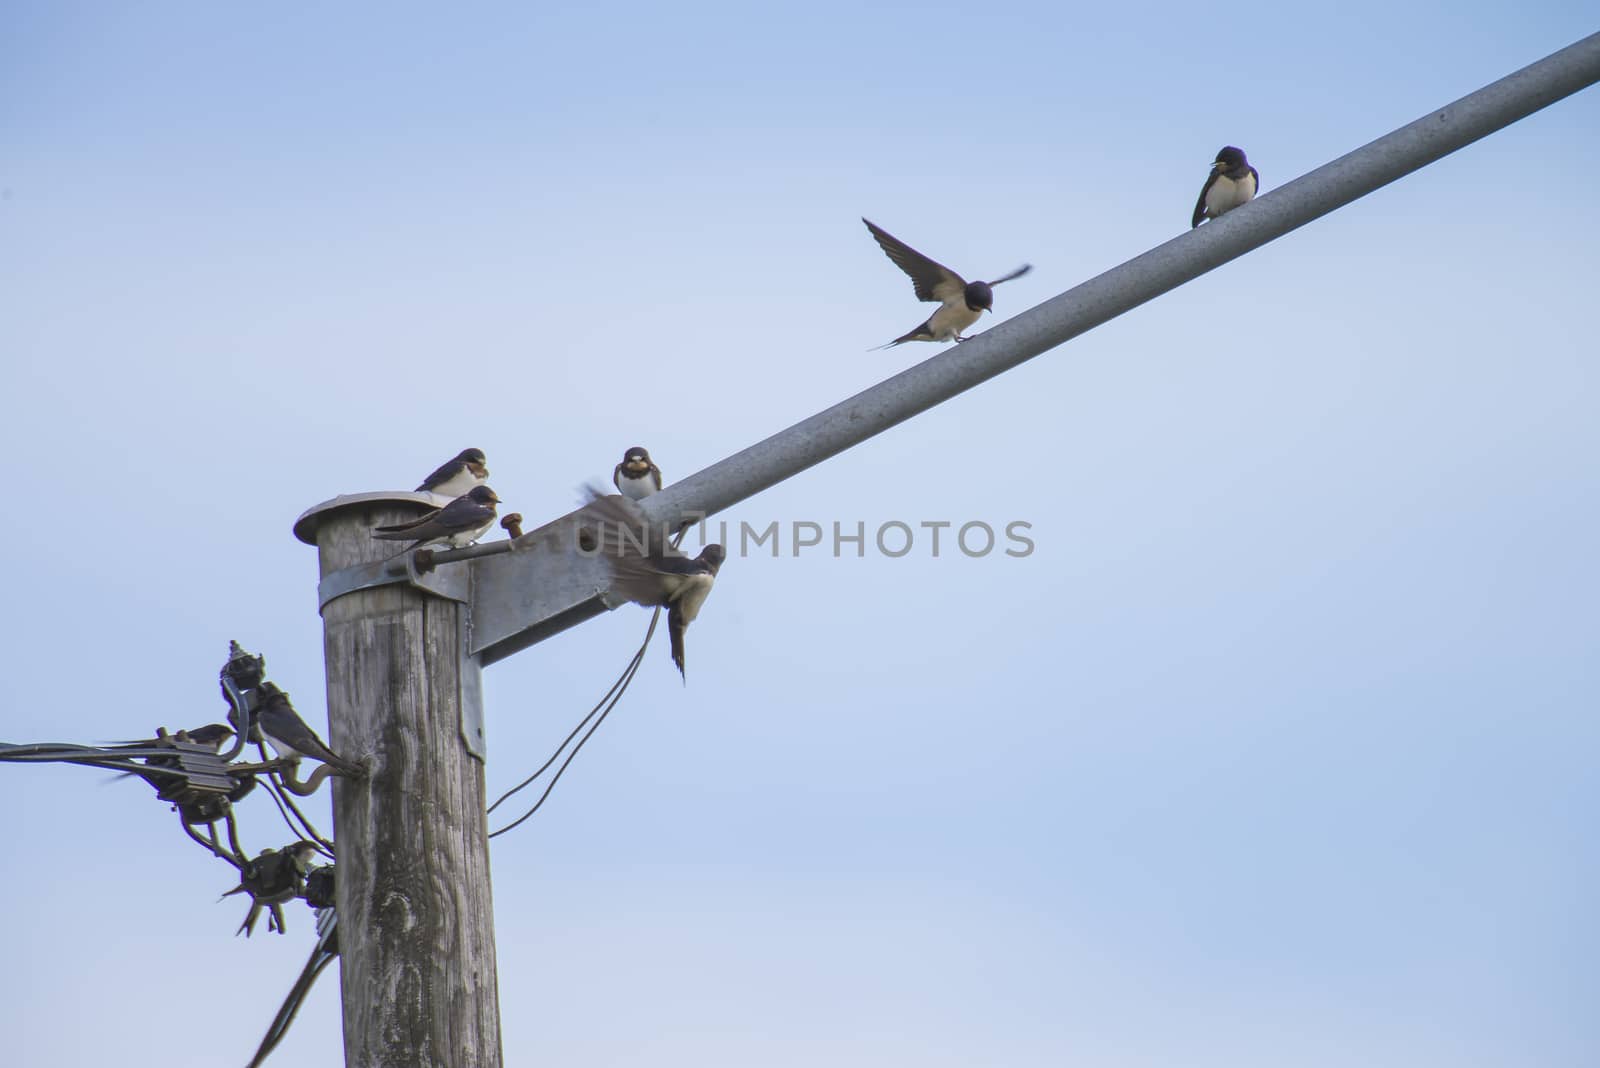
(306, 744), (363, 776)
(668, 603), (688, 681)
(371, 524), (421, 539)
(873, 323), (930, 350)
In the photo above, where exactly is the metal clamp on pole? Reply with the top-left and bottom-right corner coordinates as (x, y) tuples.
(316, 552), (472, 612)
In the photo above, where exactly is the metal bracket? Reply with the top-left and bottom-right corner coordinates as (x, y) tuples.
(459, 610), (487, 762)
(466, 509), (622, 665)
(317, 554), (471, 613)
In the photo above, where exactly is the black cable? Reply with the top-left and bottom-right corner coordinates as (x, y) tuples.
(270, 778), (336, 858)
(488, 608), (659, 838)
(258, 770), (305, 844)
(181, 819), (244, 868)
(486, 605), (660, 815)
(261, 772), (335, 858)
(246, 916), (338, 1068)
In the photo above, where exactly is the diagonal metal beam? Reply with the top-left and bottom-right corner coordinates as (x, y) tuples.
(466, 32), (1600, 665)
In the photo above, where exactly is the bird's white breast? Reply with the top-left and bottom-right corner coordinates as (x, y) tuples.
(1205, 173), (1257, 219)
(927, 301), (982, 341)
(445, 517), (496, 549)
(665, 573), (715, 623)
(430, 468), (483, 499)
(617, 471), (656, 500)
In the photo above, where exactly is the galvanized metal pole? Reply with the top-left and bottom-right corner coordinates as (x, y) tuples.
(635, 31), (1600, 531)
(461, 33), (1600, 662)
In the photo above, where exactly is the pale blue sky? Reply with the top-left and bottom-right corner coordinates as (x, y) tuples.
(3, 4), (1597, 1066)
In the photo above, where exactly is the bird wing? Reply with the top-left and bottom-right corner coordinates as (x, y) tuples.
(1249, 166), (1260, 194)
(987, 264), (1032, 286)
(1192, 172), (1220, 228)
(373, 507), (441, 535)
(582, 488), (677, 556)
(374, 496), (495, 542)
(260, 695), (361, 773)
(415, 456), (463, 492)
(863, 218), (966, 304)
(649, 555), (712, 577)
(434, 496), (496, 532)
(285, 728), (360, 774)
(581, 490), (688, 607)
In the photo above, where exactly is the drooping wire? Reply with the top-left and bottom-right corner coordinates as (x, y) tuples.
(487, 606), (660, 838)
(245, 909), (339, 1068)
(264, 774), (337, 859)
(243, 737), (335, 857)
(256, 771), (305, 844)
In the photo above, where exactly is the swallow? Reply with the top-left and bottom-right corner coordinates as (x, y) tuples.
(416, 448), (489, 497)
(302, 864), (336, 911)
(584, 492), (725, 679)
(863, 218), (1031, 347)
(613, 446), (663, 501)
(222, 842), (320, 936)
(1192, 146), (1259, 228)
(231, 682), (362, 775)
(109, 724), (235, 752)
(371, 484), (501, 551)
(105, 723), (238, 791)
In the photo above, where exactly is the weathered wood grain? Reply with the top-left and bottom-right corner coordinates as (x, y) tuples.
(317, 502), (502, 1068)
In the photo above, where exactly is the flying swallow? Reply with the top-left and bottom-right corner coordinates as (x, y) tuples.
(584, 492), (725, 679)
(1192, 146), (1259, 228)
(371, 485), (501, 551)
(416, 448), (490, 497)
(222, 842), (320, 936)
(231, 682), (362, 775)
(613, 446), (664, 501)
(863, 218), (1031, 347)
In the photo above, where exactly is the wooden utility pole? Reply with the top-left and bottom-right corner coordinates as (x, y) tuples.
(297, 493), (501, 1068)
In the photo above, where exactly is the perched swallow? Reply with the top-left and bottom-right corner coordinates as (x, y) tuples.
(106, 723), (238, 791)
(302, 864), (336, 911)
(863, 218), (1031, 347)
(416, 448), (489, 497)
(110, 724), (235, 752)
(584, 492), (725, 679)
(222, 842), (319, 936)
(232, 682), (362, 775)
(1192, 146), (1260, 228)
(613, 446), (663, 501)
(371, 484), (501, 551)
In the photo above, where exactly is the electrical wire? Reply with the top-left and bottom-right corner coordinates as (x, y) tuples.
(245, 912), (339, 1068)
(487, 607), (659, 838)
